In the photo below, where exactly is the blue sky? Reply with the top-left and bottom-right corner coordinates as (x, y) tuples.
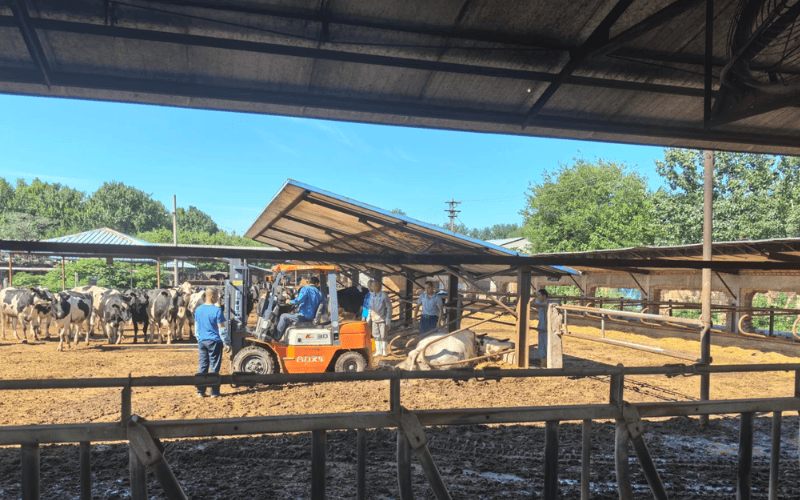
(1, 94), (667, 235)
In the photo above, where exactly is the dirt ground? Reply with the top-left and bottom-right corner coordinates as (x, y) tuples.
(1, 314), (799, 498)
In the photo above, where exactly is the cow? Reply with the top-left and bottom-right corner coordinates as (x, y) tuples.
(0, 287), (55, 342)
(123, 289), (149, 343)
(72, 285), (115, 335)
(174, 282), (196, 341)
(52, 291), (92, 351)
(146, 288), (183, 344)
(97, 293), (132, 344)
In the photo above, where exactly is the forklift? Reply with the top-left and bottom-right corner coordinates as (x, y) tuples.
(227, 262), (373, 375)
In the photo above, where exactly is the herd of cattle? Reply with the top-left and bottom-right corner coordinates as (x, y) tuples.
(0, 282), (264, 351)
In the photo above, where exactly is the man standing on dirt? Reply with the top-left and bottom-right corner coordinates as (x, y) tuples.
(413, 281), (444, 336)
(368, 280), (393, 356)
(194, 287), (230, 398)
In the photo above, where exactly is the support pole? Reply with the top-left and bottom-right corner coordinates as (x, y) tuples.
(404, 277), (414, 326)
(172, 195), (179, 287)
(516, 266), (531, 368)
(614, 422), (633, 500)
(79, 441), (91, 500)
(129, 444), (147, 500)
(446, 275), (460, 332)
(700, 150), (714, 426)
(544, 420), (560, 500)
(392, 377), (413, 500)
(311, 429), (327, 500)
(357, 428), (367, 500)
(738, 412), (754, 500)
(61, 257), (66, 291)
(581, 420), (591, 500)
(768, 412), (781, 500)
(21, 443), (40, 500)
(8, 256), (12, 287)
(157, 259), (161, 287)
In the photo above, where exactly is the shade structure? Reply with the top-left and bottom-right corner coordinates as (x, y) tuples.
(245, 179), (573, 278)
(2, 1), (800, 154)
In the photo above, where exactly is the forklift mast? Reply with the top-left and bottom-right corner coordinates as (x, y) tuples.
(225, 259), (250, 351)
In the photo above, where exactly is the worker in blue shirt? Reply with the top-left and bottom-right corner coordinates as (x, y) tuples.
(361, 279), (374, 320)
(194, 287), (230, 398)
(275, 276), (323, 341)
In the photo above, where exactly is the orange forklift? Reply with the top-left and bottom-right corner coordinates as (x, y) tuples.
(230, 264), (373, 375)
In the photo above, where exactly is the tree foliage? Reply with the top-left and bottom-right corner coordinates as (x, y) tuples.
(84, 182), (169, 234)
(177, 206), (219, 234)
(520, 159), (656, 253)
(11, 259), (169, 292)
(653, 149), (800, 244)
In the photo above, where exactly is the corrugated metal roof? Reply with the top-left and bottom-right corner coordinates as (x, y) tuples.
(1, 1), (800, 154)
(245, 179), (573, 277)
(45, 227), (153, 246)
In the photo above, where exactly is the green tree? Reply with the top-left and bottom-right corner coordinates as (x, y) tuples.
(177, 206), (219, 234)
(9, 178), (85, 235)
(0, 177), (14, 209)
(84, 182), (169, 234)
(521, 159), (656, 253)
(0, 212), (58, 240)
(653, 149), (800, 244)
(471, 223), (522, 241)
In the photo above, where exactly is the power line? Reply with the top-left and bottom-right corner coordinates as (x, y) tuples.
(444, 198), (461, 232)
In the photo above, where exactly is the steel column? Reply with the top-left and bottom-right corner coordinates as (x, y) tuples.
(357, 428), (367, 500)
(311, 429), (327, 500)
(581, 420), (591, 500)
(700, 150), (714, 426)
(79, 441), (91, 500)
(21, 443), (40, 500)
(544, 420), (560, 499)
(768, 412), (781, 500)
(447, 275), (460, 332)
(516, 266), (532, 368)
(404, 277), (414, 326)
(738, 412), (754, 499)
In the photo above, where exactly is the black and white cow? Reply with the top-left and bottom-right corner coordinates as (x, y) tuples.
(97, 293), (133, 344)
(337, 285), (369, 319)
(123, 289), (149, 344)
(174, 282), (196, 342)
(146, 288), (183, 344)
(0, 287), (55, 342)
(52, 290), (93, 351)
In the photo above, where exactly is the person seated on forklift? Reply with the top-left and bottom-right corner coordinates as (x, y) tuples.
(194, 287), (231, 398)
(368, 280), (393, 356)
(413, 281), (444, 336)
(275, 276), (323, 341)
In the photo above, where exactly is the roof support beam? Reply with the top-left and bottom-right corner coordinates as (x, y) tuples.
(522, 0), (704, 128)
(0, 16), (712, 99)
(9, 0), (51, 88)
(4, 67), (800, 150)
(522, 0), (635, 128)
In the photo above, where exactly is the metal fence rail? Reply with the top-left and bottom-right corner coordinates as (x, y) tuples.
(2, 363), (799, 500)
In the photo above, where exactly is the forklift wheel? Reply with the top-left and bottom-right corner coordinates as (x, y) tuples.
(232, 346), (276, 375)
(334, 351), (367, 373)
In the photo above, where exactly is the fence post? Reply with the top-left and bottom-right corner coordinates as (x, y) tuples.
(581, 420), (591, 500)
(311, 429), (327, 500)
(357, 428), (367, 500)
(121, 385), (131, 425)
(738, 412), (754, 500)
(768, 412), (781, 500)
(544, 420), (560, 500)
(769, 307), (775, 336)
(79, 441), (91, 500)
(614, 422), (633, 500)
(392, 377), (413, 500)
(21, 443), (40, 500)
(129, 444), (147, 500)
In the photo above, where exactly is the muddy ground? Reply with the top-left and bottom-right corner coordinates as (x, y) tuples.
(1, 314), (799, 498)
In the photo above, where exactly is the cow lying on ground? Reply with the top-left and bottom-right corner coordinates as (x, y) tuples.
(0, 287), (55, 342)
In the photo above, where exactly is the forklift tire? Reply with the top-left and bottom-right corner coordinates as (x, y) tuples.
(334, 351), (367, 373)
(232, 346), (276, 375)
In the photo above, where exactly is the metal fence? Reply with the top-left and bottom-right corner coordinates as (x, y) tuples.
(2, 363), (799, 500)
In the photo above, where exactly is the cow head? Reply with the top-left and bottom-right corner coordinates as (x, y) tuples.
(111, 300), (132, 322)
(29, 286), (54, 305)
(51, 292), (71, 320)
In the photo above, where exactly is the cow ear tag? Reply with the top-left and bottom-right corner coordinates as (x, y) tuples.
(113, 304), (119, 310)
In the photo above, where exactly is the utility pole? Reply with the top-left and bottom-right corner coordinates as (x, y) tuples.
(172, 195), (179, 287)
(444, 199), (461, 232)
